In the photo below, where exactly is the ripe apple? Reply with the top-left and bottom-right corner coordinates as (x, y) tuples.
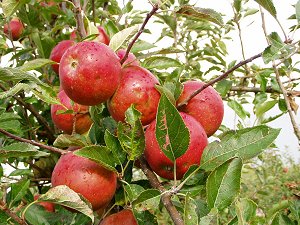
(34, 195), (55, 212)
(59, 41), (122, 106)
(116, 49), (139, 66)
(107, 65), (160, 125)
(144, 112), (208, 180)
(51, 90), (92, 134)
(176, 80), (224, 137)
(3, 18), (24, 41)
(70, 26), (110, 45)
(51, 152), (117, 211)
(50, 40), (75, 74)
(100, 209), (138, 225)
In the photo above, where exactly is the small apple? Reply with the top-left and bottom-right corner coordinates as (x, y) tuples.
(51, 152), (117, 211)
(59, 41), (122, 106)
(70, 26), (110, 45)
(107, 65), (160, 125)
(51, 90), (92, 134)
(100, 209), (138, 225)
(116, 49), (139, 66)
(144, 112), (208, 180)
(177, 80), (224, 137)
(34, 195), (55, 212)
(50, 40), (75, 74)
(3, 18), (24, 41)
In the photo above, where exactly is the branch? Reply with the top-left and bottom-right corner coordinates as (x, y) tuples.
(139, 156), (184, 225)
(0, 128), (67, 155)
(177, 53), (263, 108)
(230, 86), (300, 97)
(72, 0), (86, 39)
(120, 4), (159, 65)
(0, 200), (28, 225)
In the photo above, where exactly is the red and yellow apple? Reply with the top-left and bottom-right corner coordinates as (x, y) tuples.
(3, 18), (24, 41)
(100, 209), (138, 225)
(34, 195), (55, 212)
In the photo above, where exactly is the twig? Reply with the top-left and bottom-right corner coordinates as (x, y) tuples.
(230, 86), (300, 96)
(0, 200), (28, 225)
(0, 128), (67, 155)
(91, 0), (96, 25)
(139, 156), (184, 225)
(72, 0), (86, 39)
(120, 4), (159, 65)
(177, 53), (263, 108)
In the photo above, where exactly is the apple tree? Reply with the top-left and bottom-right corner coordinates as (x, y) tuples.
(0, 0), (299, 224)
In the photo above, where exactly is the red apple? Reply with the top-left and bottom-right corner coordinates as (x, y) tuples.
(177, 80), (224, 137)
(51, 152), (117, 211)
(107, 65), (160, 125)
(51, 90), (92, 134)
(50, 40), (75, 74)
(3, 18), (24, 41)
(59, 41), (122, 106)
(116, 49), (139, 66)
(100, 209), (138, 225)
(70, 26), (110, 45)
(144, 112), (208, 180)
(34, 195), (55, 212)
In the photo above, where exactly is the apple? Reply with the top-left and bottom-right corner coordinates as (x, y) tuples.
(116, 49), (139, 66)
(176, 80), (224, 137)
(51, 90), (92, 134)
(51, 152), (117, 211)
(50, 40), (75, 74)
(3, 18), (24, 41)
(100, 209), (138, 225)
(59, 41), (122, 106)
(70, 26), (110, 45)
(34, 195), (55, 212)
(107, 65), (160, 125)
(144, 112), (208, 180)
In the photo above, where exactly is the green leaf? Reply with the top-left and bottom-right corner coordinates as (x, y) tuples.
(0, 111), (22, 134)
(235, 198), (258, 225)
(117, 105), (145, 160)
(53, 134), (90, 148)
(176, 5), (224, 26)
(142, 56), (181, 70)
(132, 189), (161, 205)
(254, 0), (277, 18)
(234, 0), (242, 12)
(244, 8), (259, 17)
(206, 158), (242, 210)
(2, 0), (28, 17)
(228, 99), (250, 120)
(200, 125), (280, 171)
(31, 29), (45, 58)
(104, 130), (126, 165)
(9, 179), (30, 207)
(0, 83), (31, 100)
(156, 93), (190, 161)
(18, 59), (55, 71)
(184, 193), (198, 225)
(156, 14), (177, 33)
(271, 213), (294, 225)
(296, 0), (300, 23)
(199, 208), (219, 225)
(0, 143), (49, 158)
(123, 184), (145, 203)
(109, 25), (139, 51)
(215, 80), (232, 97)
(163, 68), (183, 101)
(134, 210), (158, 225)
(74, 146), (117, 172)
(131, 40), (156, 53)
(37, 185), (94, 223)
(255, 100), (277, 118)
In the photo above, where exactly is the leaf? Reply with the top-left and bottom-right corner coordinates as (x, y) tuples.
(123, 184), (145, 203)
(163, 68), (183, 101)
(0, 111), (22, 134)
(74, 146), (117, 172)
(109, 25), (139, 51)
(0, 143), (49, 158)
(228, 99), (250, 120)
(104, 130), (126, 165)
(176, 5), (224, 26)
(271, 213), (294, 225)
(2, 0), (28, 17)
(206, 158), (242, 210)
(134, 210), (158, 225)
(31, 29), (45, 58)
(254, 0), (277, 18)
(131, 40), (156, 53)
(0, 83), (31, 100)
(9, 179), (30, 208)
(184, 193), (199, 225)
(296, 0), (300, 23)
(156, 93), (190, 161)
(215, 80), (232, 97)
(37, 185), (94, 223)
(117, 105), (145, 160)
(200, 125), (280, 171)
(133, 189), (161, 205)
(199, 208), (219, 225)
(235, 198), (258, 225)
(255, 100), (277, 118)
(234, 0), (242, 12)
(53, 134), (90, 148)
(142, 56), (181, 70)
(18, 59), (55, 71)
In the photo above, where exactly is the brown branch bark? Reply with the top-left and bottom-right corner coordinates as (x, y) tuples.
(120, 4), (159, 65)
(139, 156), (184, 225)
(0, 200), (28, 225)
(177, 53), (263, 108)
(230, 86), (300, 96)
(72, 0), (86, 39)
(0, 128), (67, 155)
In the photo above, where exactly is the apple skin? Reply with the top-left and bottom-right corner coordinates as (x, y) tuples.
(34, 195), (55, 212)
(176, 80), (224, 137)
(51, 152), (117, 211)
(116, 49), (139, 66)
(100, 209), (138, 225)
(107, 65), (160, 125)
(51, 90), (92, 134)
(3, 18), (24, 41)
(70, 26), (110, 45)
(50, 40), (75, 74)
(59, 41), (122, 106)
(144, 112), (208, 180)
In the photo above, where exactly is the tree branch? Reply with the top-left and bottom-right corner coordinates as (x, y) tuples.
(0, 200), (28, 225)
(0, 128), (67, 155)
(177, 53), (263, 108)
(72, 0), (86, 39)
(120, 4), (159, 65)
(230, 86), (300, 97)
(139, 156), (184, 225)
